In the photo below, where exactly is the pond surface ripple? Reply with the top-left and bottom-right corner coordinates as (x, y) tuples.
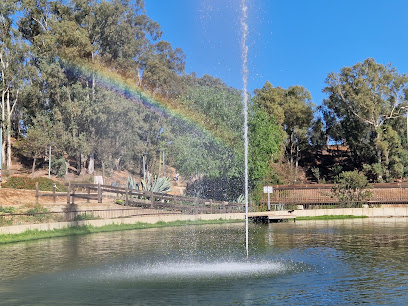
(1, 218), (408, 304)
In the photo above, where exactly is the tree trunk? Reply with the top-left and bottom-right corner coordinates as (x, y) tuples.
(32, 157), (36, 175)
(6, 91), (11, 169)
(65, 154), (69, 175)
(88, 152), (95, 174)
(102, 160), (105, 183)
(80, 154), (87, 175)
(375, 129), (383, 181)
(1, 90), (5, 166)
(295, 144), (299, 182)
(136, 67), (142, 86)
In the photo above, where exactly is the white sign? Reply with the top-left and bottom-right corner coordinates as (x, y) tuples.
(94, 176), (104, 185)
(263, 186), (273, 193)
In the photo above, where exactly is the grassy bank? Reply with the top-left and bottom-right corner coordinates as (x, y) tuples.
(296, 215), (368, 221)
(0, 219), (244, 245)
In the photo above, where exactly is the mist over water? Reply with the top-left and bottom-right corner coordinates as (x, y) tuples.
(85, 261), (287, 283)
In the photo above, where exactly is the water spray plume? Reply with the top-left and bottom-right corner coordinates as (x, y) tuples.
(241, 0), (249, 259)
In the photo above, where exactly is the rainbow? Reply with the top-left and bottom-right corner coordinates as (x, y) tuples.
(62, 59), (241, 147)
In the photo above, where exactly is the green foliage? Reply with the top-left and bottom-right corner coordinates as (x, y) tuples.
(0, 219), (244, 244)
(73, 214), (98, 221)
(143, 173), (171, 193)
(331, 165), (343, 177)
(169, 76), (244, 182)
(323, 58), (408, 181)
(50, 156), (67, 178)
(24, 205), (52, 223)
(249, 107), (284, 185)
(311, 167), (321, 183)
(0, 206), (16, 214)
(332, 171), (373, 207)
(115, 199), (125, 205)
(3, 177), (67, 192)
(26, 205), (49, 215)
(252, 82), (315, 173)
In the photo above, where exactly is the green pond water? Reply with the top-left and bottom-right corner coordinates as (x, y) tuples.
(1, 218), (408, 305)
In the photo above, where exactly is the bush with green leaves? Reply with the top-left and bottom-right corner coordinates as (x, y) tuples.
(24, 205), (53, 223)
(51, 156), (67, 178)
(0, 206), (16, 214)
(73, 213), (99, 221)
(2, 177), (67, 192)
(332, 171), (372, 208)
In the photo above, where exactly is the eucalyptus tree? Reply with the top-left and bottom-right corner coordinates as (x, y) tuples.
(323, 58), (408, 181)
(16, 0), (185, 176)
(252, 81), (314, 179)
(0, 0), (29, 169)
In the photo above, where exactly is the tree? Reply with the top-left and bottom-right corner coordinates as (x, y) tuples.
(15, 115), (54, 174)
(249, 106), (284, 185)
(1, 0), (28, 169)
(309, 117), (327, 153)
(332, 171), (372, 207)
(252, 82), (314, 180)
(323, 58), (408, 181)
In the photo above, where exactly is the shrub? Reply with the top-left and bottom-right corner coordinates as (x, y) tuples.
(0, 206), (16, 214)
(24, 205), (53, 223)
(2, 176), (67, 192)
(332, 171), (372, 208)
(115, 199), (125, 205)
(25, 205), (49, 214)
(73, 213), (99, 221)
(51, 156), (66, 178)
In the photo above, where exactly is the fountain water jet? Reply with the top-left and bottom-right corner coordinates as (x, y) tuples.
(241, 0), (249, 258)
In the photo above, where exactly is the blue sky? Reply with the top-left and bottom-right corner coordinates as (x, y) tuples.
(144, 0), (408, 107)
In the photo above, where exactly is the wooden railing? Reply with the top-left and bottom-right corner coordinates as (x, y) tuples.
(35, 183), (244, 214)
(263, 183), (408, 206)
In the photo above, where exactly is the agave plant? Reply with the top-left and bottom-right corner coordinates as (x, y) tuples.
(127, 176), (139, 190)
(143, 173), (171, 193)
(236, 194), (245, 204)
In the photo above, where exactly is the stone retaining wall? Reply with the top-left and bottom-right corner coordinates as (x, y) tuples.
(0, 212), (244, 235)
(295, 207), (408, 217)
(2, 207), (408, 235)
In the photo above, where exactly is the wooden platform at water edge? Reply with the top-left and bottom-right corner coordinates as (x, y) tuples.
(248, 211), (296, 223)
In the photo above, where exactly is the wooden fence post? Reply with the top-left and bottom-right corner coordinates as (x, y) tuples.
(72, 185), (75, 205)
(35, 182), (39, 205)
(67, 182), (71, 205)
(98, 184), (102, 203)
(173, 195), (177, 211)
(87, 187), (90, 203)
(125, 185), (129, 206)
(150, 191), (154, 208)
(53, 184), (56, 203)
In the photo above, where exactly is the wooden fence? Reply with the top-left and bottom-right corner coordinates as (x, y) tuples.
(35, 183), (244, 214)
(264, 183), (408, 206)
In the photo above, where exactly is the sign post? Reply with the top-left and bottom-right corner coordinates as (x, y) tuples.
(263, 186), (273, 211)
